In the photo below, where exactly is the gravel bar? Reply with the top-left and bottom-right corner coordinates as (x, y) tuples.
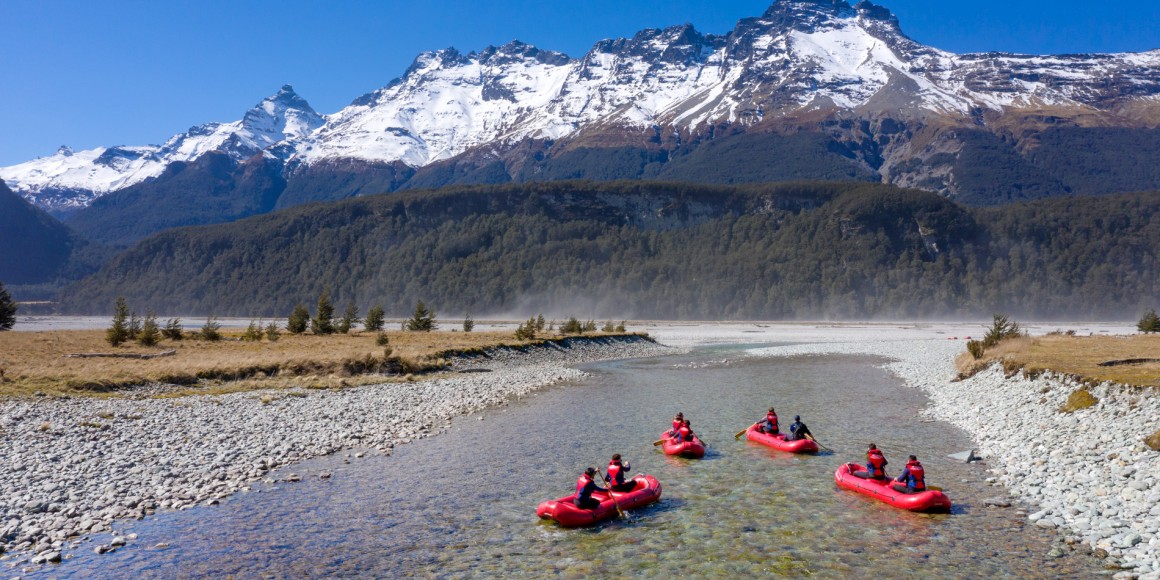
(0, 335), (676, 570)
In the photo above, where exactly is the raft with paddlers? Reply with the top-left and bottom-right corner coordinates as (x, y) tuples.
(834, 463), (951, 513)
(536, 474), (663, 527)
(660, 431), (706, 458)
(743, 423), (819, 453)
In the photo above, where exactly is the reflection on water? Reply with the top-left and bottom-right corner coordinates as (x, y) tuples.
(49, 346), (1100, 577)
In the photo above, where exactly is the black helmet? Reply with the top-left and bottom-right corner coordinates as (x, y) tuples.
(794, 415), (800, 421)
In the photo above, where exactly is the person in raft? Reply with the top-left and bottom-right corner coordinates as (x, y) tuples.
(574, 467), (608, 510)
(857, 443), (889, 480)
(668, 412), (684, 436)
(605, 454), (635, 492)
(675, 418), (695, 443)
(758, 407), (780, 435)
(784, 415), (811, 441)
(892, 455), (926, 494)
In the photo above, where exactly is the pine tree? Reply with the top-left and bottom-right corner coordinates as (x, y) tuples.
(405, 300), (437, 332)
(138, 311), (161, 346)
(0, 281), (16, 331)
(534, 314), (545, 332)
(265, 321), (281, 342)
(201, 316), (222, 341)
(311, 290), (335, 335)
(106, 297), (130, 346)
(1139, 309), (1160, 333)
(287, 304), (310, 334)
(364, 305), (386, 332)
(127, 311), (142, 340)
(243, 320), (262, 342)
(336, 301), (360, 334)
(162, 318), (184, 340)
(463, 314), (475, 333)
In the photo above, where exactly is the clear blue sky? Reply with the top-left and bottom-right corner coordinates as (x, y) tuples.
(2, 0), (1159, 165)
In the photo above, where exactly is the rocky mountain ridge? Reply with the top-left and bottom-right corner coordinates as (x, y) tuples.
(4, 0), (1160, 216)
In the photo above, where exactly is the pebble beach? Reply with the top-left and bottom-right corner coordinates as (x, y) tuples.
(0, 335), (675, 570)
(2, 321), (1157, 578)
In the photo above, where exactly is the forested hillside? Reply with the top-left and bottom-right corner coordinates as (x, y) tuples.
(0, 180), (106, 296)
(60, 181), (1160, 320)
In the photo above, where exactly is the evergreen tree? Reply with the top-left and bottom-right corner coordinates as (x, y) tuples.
(560, 317), (582, 334)
(583, 319), (597, 333)
(127, 311), (142, 340)
(1139, 309), (1160, 333)
(601, 320), (616, 332)
(137, 311), (161, 346)
(405, 300), (437, 331)
(336, 300), (360, 334)
(162, 318), (184, 340)
(311, 290), (335, 335)
(243, 320), (262, 341)
(265, 321), (281, 342)
(515, 316), (537, 340)
(463, 314), (475, 333)
(201, 316), (222, 341)
(0, 281), (16, 331)
(615, 321), (626, 332)
(364, 305), (386, 332)
(106, 297), (130, 346)
(534, 314), (545, 332)
(287, 304), (310, 334)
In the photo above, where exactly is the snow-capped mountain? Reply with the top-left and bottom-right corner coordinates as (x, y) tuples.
(1, 85), (322, 212)
(6, 0), (1160, 215)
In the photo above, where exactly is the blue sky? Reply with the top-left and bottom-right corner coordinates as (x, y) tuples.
(2, 0), (1159, 165)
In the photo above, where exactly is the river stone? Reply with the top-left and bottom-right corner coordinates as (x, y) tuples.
(984, 497), (1012, 507)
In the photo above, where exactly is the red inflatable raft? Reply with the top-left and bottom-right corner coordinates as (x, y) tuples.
(536, 474), (663, 527)
(745, 424), (819, 453)
(834, 463), (951, 513)
(660, 431), (706, 459)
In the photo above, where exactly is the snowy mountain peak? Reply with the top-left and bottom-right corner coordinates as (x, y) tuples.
(55, 146), (74, 157)
(760, 0), (857, 31)
(241, 84), (325, 143)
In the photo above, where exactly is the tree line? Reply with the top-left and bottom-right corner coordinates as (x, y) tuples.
(59, 181), (1160, 321)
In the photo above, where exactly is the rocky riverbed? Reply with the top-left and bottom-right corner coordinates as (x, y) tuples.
(0, 335), (676, 571)
(752, 338), (1160, 579)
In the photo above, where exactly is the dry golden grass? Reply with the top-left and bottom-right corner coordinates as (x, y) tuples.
(0, 329), (581, 398)
(956, 333), (1160, 388)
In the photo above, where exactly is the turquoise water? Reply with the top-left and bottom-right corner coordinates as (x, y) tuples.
(47, 345), (1100, 577)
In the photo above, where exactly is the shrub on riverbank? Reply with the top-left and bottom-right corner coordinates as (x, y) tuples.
(1061, 389), (1099, 413)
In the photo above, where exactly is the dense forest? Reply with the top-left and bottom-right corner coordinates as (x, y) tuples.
(0, 180), (107, 297)
(59, 181), (1160, 320)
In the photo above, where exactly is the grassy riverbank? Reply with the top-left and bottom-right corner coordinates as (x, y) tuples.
(957, 333), (1160, 387)
(0, 329), (640, 397)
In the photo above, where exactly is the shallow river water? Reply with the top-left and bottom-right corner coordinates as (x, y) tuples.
(46, 345), (1102, 577)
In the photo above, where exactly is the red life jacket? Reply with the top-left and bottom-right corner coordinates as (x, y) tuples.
(678, 425), (692, 440)
(607, 461), (625, 485)
(867, 450), (887, 477)
(905, 460), (926, 490)
(766, 412), (779, 431)
(576, 474), (593, 496)
(672, 419), (682, 433)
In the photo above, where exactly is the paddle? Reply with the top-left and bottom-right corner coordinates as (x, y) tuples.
(652, 438), (667, 446)
(805, 433), (831, 452)
(734, 424), (754, 439)
(599, 469), (626, 518)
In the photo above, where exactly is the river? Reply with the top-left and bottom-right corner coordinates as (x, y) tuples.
(45, 343), (1102, 577)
